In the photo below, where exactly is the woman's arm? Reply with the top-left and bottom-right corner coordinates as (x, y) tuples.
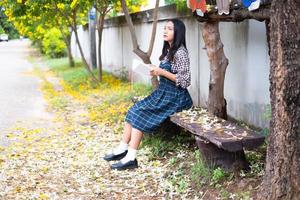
(150, 66), (176, 82)
(171, 48), (191, 88)
(150, 47), (191, 88)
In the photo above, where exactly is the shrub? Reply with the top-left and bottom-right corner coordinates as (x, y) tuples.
(0, 26), (4, 34)
(42, 28), (66, 58)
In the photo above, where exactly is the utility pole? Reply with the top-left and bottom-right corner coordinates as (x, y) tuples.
(89, 5), (97, 70)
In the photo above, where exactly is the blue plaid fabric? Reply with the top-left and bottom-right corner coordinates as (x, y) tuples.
(125, 60), (193, 133)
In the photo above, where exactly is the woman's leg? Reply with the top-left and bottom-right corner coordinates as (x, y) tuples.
(122, 122), (132, 144)
(120, 128), (143, 163)
(106, 122), (132, 156)
(129, 128), (143, 149)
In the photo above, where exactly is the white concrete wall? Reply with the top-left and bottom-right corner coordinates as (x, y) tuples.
(197, 21), (270, 128)
(71, 9), (270, 128)
(71, 26), (91, 65)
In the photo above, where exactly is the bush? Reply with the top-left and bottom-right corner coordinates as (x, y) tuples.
(42, 28), (66, 58)
(0, 26), (4, 34)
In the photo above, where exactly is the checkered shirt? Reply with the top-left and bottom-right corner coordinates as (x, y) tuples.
(170, 46), (191, 89)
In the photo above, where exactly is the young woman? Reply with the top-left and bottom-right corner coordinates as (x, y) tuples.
(104, 19), (193, 170)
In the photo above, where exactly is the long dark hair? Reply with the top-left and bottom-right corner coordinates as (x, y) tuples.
(159, 19), (187, 61)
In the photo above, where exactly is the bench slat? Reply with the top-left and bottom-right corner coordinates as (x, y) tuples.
(170, 110), (265, 152)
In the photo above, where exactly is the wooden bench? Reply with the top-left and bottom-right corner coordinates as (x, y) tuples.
(169, 107), (265, 171)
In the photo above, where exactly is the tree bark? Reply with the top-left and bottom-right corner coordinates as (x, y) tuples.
(57, 22), (75, 67)
(64, 34), (75, 68)
(195, 7), (271, 23)
(193, 0), (271, 22)
(202, 22), (228, 119)
(265, 19), (271, 56)
(97, 14), (105, 82)
(259, 0), (300, 199)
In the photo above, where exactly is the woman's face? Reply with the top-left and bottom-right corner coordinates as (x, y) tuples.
(163, 21), (174, 44)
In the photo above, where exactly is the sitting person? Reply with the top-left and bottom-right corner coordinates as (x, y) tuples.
(104, 18), (193, 170)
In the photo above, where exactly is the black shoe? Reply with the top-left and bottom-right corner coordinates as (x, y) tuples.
(103, 150), (128, 161)
(111, 159), (138, 170)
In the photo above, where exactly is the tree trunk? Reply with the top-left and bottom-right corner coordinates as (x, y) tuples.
(71, 12), (99, 83)
(202, 22), (228, 119)
(65, 34), (75, 68)
(265, 19), (271, 56)
(121, 0), (159, 88)
(259, 0), (300, 199)
(57, 24), (75, 68)
(97, 14), (104, 82)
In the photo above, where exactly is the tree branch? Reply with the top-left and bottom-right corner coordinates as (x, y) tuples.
(120, 0), (159, 88)
(147, 0), (159, 57)
(120, 0), (139, 51)
(195, 5), (271, 22)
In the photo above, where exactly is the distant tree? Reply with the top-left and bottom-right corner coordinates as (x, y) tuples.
(52, 0), (99, 82)
(0, 1), (74, 66)
(165, 0), (188, 11)
(0, 6), (19, 38)
(1, 0), (100, 82)
(95, 0), (147, 82)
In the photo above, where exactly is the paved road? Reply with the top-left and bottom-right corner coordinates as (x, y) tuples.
(0, 40), (52, 146)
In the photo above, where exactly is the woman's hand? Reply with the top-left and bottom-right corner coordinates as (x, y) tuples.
(150, 65), (164, 76)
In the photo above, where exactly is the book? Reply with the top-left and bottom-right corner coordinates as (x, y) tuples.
(132, 59), (152, 76)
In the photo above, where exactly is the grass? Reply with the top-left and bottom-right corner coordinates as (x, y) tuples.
(244, 145), (266, 178)
(140, 131), (194, 160)
(41, 57), (152, 133)
(141, 134), (236, 194)
(191, 151), (233, 188)
(211, 167), (228, 184)
(191, 150), (212, 186)
(44, 58), (98, 90)
(44, 57), (152, 97)
(37, 56), (266, 198)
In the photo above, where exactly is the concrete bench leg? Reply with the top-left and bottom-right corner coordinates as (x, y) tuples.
(195, 136), (250, 172)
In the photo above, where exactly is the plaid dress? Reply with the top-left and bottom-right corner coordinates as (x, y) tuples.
(125, 55), (193, 133)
